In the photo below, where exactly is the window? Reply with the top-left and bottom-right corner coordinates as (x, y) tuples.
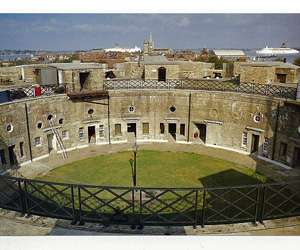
(62, 130), (69, 140)
(128, 106), (135, 113)
(169, 106), (176, 112)
(142, 123), (149, 135)
(115, 124), (122, 136)
(6, 123), (13, 133)
(279, 142), (288, 160)
(19, 142), (24, 158)
(276, 73), (287, 83)
(160, 123), (165, 134)
(254, 113), (262, 123)
(47, 115), (53, 121)
(59, 118), (64, 124)
(180, 124), (185, 136)
(88, 109), (94, 115)
(37, 122), (43, 129)
(99, 125), (104, 137)
(79, 127), (84, 141)
(34, 137), (41, 146)
(0, 149), (6, 165)
(263, 137), (270, 154)
(242, 132), (248, 147)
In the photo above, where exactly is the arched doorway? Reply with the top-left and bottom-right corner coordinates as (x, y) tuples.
(158, 67), (166, 82)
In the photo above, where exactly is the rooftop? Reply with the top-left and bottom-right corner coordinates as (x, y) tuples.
(17, 62), (107, 70)
(240, 61), (300, 69)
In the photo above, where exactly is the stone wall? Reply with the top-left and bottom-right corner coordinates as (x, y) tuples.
(3, 89), (298, 172)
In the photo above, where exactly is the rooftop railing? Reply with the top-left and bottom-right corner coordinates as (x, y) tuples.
(104, 79), (298, 100)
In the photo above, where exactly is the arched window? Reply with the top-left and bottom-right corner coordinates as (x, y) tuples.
(158, 67), (166, 82)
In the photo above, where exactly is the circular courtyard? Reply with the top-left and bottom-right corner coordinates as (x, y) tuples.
(38, 150), (267, 187)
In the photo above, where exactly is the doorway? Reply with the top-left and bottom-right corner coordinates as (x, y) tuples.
(127, 123), (137, 136)
(79, 72), (90, 90)
(8, 145), (16, 166)
(251, 134), (260, 153)
(195, 123), (207, 143)
(293, 147), (300, 169)
(158, 67), (166, 82)
(168, 123), (177, 140)
(47, 134), (55, 153)
(88, 126), (96, 143)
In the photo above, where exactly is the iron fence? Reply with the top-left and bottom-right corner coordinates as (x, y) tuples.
(0, 176), (299, 228)
(104, 79), (297, 100)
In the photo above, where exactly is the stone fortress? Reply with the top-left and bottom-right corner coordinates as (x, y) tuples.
(0, 35), (300, 174)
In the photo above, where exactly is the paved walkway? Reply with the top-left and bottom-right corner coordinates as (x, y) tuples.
(0, 211), (299, 236)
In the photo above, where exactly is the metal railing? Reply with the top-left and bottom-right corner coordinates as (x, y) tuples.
(0, 85), (65, 103)
(0, 176), (299, 228)
(104, 79), (298, 100)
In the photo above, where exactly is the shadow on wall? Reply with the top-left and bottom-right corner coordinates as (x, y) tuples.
(0, 136), (19, 174)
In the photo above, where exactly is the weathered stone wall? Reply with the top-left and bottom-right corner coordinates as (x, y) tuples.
(0, 66), (23, 86)
(64, 68), (106, 92)
(144, 64), (179, 79)
(1, 89), (300, 172)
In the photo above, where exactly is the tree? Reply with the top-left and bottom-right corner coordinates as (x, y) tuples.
(293, 57), (300, 66)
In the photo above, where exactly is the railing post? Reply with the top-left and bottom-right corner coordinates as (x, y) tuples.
(77, 186), (84, 225)
(139, 189), (143, 228)
(23, 180), (30, 217)
(259, 185), (266, 224)
(193, 189), (199, 229)
(70, 185), (77, 225)
(254, 186), (261, 224)
(201, 189), (207, 228)
(17, 178), (26, 216)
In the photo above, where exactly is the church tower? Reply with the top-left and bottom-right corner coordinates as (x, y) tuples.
(143, 32), (154, 56)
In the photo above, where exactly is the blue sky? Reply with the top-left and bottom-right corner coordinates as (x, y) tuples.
(0, 14), (300, 50)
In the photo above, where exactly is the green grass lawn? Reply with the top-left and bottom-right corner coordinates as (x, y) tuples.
(38, 150), (267, 188)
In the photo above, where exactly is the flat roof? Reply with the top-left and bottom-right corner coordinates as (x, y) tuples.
(240, 61), (300, 69)
(17, 62), (107, 70)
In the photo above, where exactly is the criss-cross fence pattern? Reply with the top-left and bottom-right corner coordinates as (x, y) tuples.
(4, 85), (63, 102)
(104, 79), (297, 100)
(0, 176), (299, 227)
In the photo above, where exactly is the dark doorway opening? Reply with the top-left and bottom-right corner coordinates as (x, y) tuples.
(88, 126), (96, 143)
(293, 147), (300, 169)
(168, 123), (177, 140)
(105, 70), (116, 79)
(127, 123), (137, 136)
(251, 134), (260, 153)
(196, 123), (207, 143)
(8, 145), (17, 166)
(47, 134), (54, 153)
(79, 72), (90, 90)
(158, 67), (166, 82)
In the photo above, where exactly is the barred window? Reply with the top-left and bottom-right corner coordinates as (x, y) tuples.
(142, 123), (149, 135)
(34, 137), (41, 146)
(263, 137), (269, 153)
(115, 124), (122, 136)
(19, 142), (24, 158)
(62, 130), (69, 140)
(242, 132), (248, 147)
(99, 124), (104, 137)
(79, 127), (84, 141)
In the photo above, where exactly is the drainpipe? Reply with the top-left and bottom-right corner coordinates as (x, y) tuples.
(271, 102), (280, 160)
(24, 103), (33, 161)
(297, 79), (300, 102)
(107, 95), (111, 144)
(187, 92), (192, 142)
